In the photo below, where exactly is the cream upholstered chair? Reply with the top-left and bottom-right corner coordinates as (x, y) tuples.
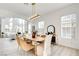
(36, 35), (52, 56)
(43, 35), (53, 56)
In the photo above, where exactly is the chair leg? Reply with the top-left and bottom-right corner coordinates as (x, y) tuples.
(34, 46), (37, 56)
(17, 45), (20, 56)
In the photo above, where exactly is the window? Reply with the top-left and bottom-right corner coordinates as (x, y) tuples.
(16, 18), (27, 33)
(18, 19), (25, 33)
(38, 21), (44, 29)
(2, 18), (28, 34)
(28, 23), (32, 34)
(38, 21), (45, 34)
(9, 18), (13, 31)
(61, 14), (76, 39)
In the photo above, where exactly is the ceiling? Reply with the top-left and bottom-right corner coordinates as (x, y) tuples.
(0, 3), (72, 18)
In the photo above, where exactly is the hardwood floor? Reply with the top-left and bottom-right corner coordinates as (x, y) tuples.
(51, 45), (79, 56)
(0, 38), (79, 56)
(0, 38), (34, 56)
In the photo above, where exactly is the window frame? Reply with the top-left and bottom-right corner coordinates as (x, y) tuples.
(61, 14), (76, 39)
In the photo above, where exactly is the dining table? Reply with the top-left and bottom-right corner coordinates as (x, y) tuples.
(23, 35), (46, 55)
(16, 35), (46, 56)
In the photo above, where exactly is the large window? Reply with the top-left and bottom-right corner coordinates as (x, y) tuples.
(16, 18), (27, 33)
(38, 21), (45, 34)
(38, 21), (44, 29)
(61, 14), (76, 39)
(1, 18), (28, 37)
(28, 23), (32, 34)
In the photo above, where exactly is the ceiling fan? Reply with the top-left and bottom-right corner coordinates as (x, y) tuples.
(24, 3), (40, 20)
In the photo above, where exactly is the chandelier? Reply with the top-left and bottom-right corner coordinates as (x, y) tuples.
(24, 3), (40, 20)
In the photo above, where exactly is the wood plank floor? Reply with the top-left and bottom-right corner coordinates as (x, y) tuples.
(51, 45), (79, 56)
(0, 38), (34, 56)
(0, 38), (79, 56)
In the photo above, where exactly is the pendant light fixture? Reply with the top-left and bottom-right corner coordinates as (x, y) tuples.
(24, 3), (40, 20)
(29, 3), (40, 20)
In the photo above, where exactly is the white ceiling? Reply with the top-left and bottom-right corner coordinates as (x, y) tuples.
(0, 3), (72, 17)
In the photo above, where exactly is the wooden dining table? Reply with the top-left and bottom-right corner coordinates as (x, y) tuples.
(23, 35), (45, 42)
(23, 36), (46, 55)
(16, 35), (46, 56)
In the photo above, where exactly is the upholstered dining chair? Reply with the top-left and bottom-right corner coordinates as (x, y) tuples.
(16, 35), (21, 55)
(36, 35), (52, 56)
(16, 34), (34, 55)
(43, 35), (53, 56)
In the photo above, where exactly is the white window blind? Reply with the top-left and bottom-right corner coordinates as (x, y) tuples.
(61, 14), (76, 39)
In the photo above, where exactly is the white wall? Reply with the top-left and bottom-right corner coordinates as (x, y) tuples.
(34, 4), (79, 49)
(0, 9), (26, 18)
(0, 8), (26, 32)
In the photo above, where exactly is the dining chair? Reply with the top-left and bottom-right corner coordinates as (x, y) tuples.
(43, 35), (53, 56)
(16, 35), (21, 55)
(36, 35), (52, 56)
